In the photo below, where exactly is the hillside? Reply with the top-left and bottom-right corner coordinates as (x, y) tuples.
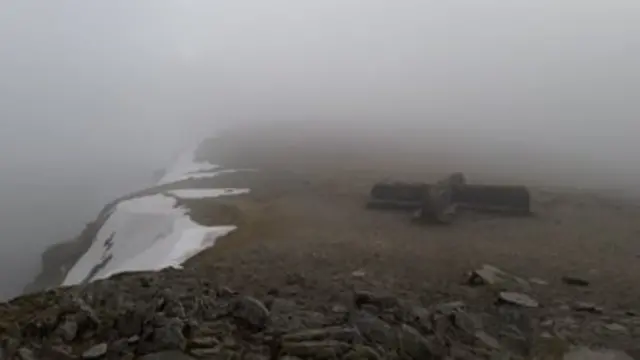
(8, 123), (640, 359)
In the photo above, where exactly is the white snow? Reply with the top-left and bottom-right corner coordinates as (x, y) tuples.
(62, 138), (255, 286)
(157, 143), (220, 185)
(62, 193), (238, 286)
(168, 188), (250, 199)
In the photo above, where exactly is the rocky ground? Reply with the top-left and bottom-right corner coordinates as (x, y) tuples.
(8, 123), (640, 359)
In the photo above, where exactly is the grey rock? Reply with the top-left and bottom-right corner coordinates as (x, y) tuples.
(234, 296), (270, 330)
(475, 331), (501, 350)
(42, 344), (77, 360)
(17, 348), (36, 360)
(82, 343), (107, 359)
(62, 296), (100, 332)
(2, 338), (20, 357)
(268, 298), (326, 333)
(563, 346), (634, 360)
(151, 318), (187, 352)
(218, 286), (237, 297)
(353, 290), (399, 310)
(281, 340), (350, 359)
(573, 302), (604, 314)
(530, 278), (549, 286)
(467, 264), (505, 286)
(453, 311), (481, 334)
(283, 326), (361, 343)
(398, 324), (438, 359)
(189, 336), (220, 348)
(138, 351), (196, 360)
(331, 304), (348, 314)
(352, 311), (397, 348)
(561, 276), (590, 287)
(56, 318), (78, 342)
(467, 265), (530, 290)
(343, 345), (383, 360)
(498, 292), (539, 308)
(189, 348), (222, 357)
(434, 300), (465, 315)
(603, 323), (627, 332)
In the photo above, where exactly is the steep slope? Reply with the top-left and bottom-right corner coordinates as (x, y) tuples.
(24, 138), (250, 293)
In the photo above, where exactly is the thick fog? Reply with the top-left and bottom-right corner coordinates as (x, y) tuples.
(1, 1), (640, 299)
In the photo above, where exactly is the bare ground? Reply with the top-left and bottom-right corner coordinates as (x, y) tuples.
(178, 126), (640, 352)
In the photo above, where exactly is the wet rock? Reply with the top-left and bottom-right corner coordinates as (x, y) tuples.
(498, 292), (539, 308)
(234, 296), (270, 330)
(82, 343), (107, 359)
(562, 276), (590, 287)
(573, 302), (603, 314)
(280, 340), (350, 359)
(351, 311), (397, 348)
(283, 327), (361, 343)
(138, 351), (196, 360)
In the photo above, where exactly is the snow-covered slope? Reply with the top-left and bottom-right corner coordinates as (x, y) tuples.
(60, 141), (250, 286)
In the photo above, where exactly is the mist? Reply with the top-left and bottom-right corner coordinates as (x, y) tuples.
(1, 0), (640, 299)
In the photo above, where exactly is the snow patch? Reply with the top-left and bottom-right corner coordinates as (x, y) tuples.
(168, 188), (250, 199)
(62, 194), (237, 286)
(157, 143), (220, 185)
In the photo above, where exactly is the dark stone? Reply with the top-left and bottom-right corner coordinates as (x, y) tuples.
(343, 345), (383, 360)
(138, 351), (196, 360)
(398, 324), (439, 359)
(43, 345), (77, 360)
(497, 292), (539, 308)
(573, 302), (603, 314)
(561, 276), (590, 287)
(282, 327), (361, 343)
(234, 296), (270, 330)
(189, 336), (220, 349)
(351, 311), (397, 348)
(268, 298), (326, 333)
(353, 291), (399, 310)
(151, 318), (187, 352)
(280, 340), (351, 359)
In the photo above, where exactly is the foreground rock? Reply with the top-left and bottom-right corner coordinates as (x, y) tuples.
(1, 269), (637, 360)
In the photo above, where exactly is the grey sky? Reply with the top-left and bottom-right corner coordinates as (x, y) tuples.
(2, 1), (640, 167)
(1, 1), (640, 299)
